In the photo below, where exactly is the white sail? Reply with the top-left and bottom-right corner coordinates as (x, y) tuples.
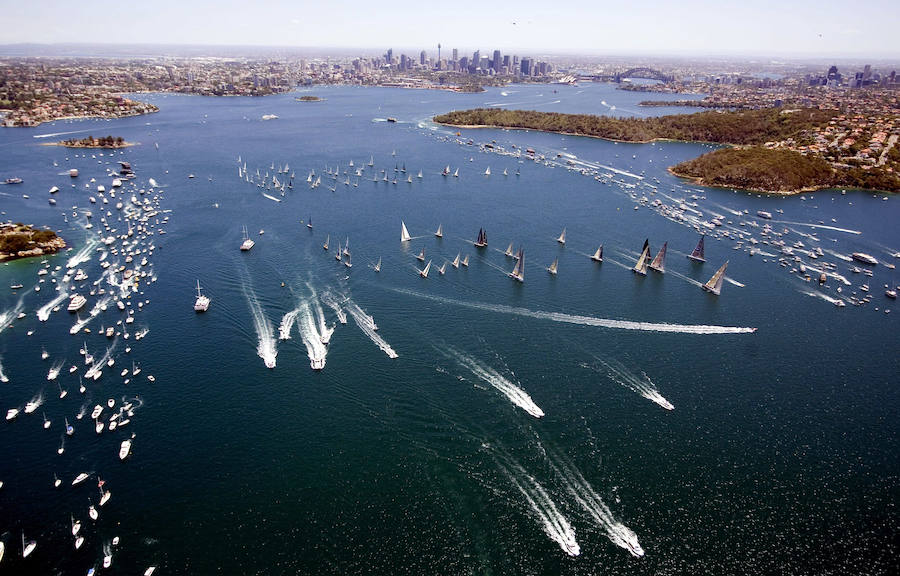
(374, 257), (381, 272)
(509, 248), (525, 282)
(401, 221), (411, 242)
(461, 255), (469, 267)
(591, 246), (603, 262)
(452, 253), (460, 268)
(632, 246), (649, 276)
(435, 224), (443, 238)
(557, 228), (566, 245)
(505, 242), (515, 257)
(485, 166), (491, 176)
(420, 260), (432, 278)
(548, 257), (558, 275)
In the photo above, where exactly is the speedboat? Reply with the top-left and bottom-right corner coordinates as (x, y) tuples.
(119, 438), (132, 460)
(72, 472), (89, 485)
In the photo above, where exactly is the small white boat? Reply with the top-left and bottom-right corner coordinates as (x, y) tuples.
(22, 533), (36, 558)
(72, 472), (89, 485)
(119, 437), (132, 460)
(89, 504), (98, 521)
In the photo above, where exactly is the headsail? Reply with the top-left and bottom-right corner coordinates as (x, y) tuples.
(688, 235), (706, 262)
(401, 221), (412, 242)
(632, 244), (650, 276)
(649, 242), (667, 273)
(702, 261), (728, 295)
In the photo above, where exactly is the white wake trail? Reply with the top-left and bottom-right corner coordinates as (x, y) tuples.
(549, 453), (644, 558)
(244, 288), (277, 368)
(449, 348), (544, 418)
(583, 357), (673, 410)
(278, 308), (300, 340)
(494, 454), (580, 556)
(37, 291), (69, 321)
(297, 300), (327, 370)
(346, 299), (397, 359)
(0, 298), (25, 334)
(66, 237), (100, 269)
(774, 220), (862, 235)
(392, 288), (757, 335)
(0, 356), (9, 382)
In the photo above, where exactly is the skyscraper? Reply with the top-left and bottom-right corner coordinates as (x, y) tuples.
(452, 48), (458, 63)
(420, 50), (427, 66)
(492, 50), (502, 72)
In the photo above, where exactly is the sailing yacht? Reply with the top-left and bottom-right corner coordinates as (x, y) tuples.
(240, 225), (255, 251)
(417, 170), (423, 179)
(591, 245), (604, 262)
(438, 262), (447, 275)
(344, 252), (352, 268)
(702, 261), (728, 295)
(374, 257), (381, 272)
(461, 255), (469, 267)
(306, 217), (313, 230)
(508, 248), (525, 282)
(416, 247), (426, 262)
(649, 242), (667, 273)
(323, 235), (330, 250)
(442, 165), (450, 176)
(453, 168), (459, 177)
(632, 241), (650, 276)
(484, 167), (491, 176)
(194, 280), (210, 312)
(474, 228), (487, 248)
(342, 238), (350, 257)
(548, 257), (558, 275)
(435, 224), (443, 238)
(401, 221), (412, 242)
(688, 235), (706, 262)
(505, 242), (515, 257)
(503, 168), (508, 176)
(557, 228), (566, 245)
(419, 260), (432, 278)
(452, 253), (460, 269)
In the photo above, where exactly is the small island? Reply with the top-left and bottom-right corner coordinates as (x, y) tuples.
(296, 96), (324, 102)
(0, 222), (66, 261)
(50, 135), (134, 149)
(433, 108), (900, 193)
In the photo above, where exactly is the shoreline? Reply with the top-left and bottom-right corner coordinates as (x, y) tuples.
(41, 141), (138, 149)
(1, 107), (158, 129)
(665, 166), (835, 197)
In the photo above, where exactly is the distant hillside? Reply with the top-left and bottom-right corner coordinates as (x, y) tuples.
(433, 107), (837, 145)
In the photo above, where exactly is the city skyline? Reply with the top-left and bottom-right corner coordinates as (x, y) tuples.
(1, 0), (898, 59)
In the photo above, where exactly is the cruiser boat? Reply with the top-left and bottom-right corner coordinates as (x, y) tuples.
(508, 247), (525, 282)
(68, 294), (87, 312)
(702, 261), (729, 295)
(6, 408), (18, 421)
(851, 252), (878, 266)
(240, 225), (255, 251)
(194, 280), (210, 312)
(72, 472), (89, 485)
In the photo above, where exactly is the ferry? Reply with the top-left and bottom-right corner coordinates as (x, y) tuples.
(68, 294), (87, 312)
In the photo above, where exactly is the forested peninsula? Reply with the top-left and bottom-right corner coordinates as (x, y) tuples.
(433, 108), (900, 194)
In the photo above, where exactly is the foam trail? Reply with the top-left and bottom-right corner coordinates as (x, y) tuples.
(583, 357), (673, 410)
(392, 288), (757, 334)
(37, 291), (69, 321)
(666, 269), (704, 288)
(774, 220), (861, 235)
(493, 452), (580, 556)
(724, 276), (745, 288)
(278, 308), (300, 340)
(823, 249), (853, 262)
(262, 193), (281, 203)
(346, 300), (397, 359)
(89, 296), (111, 317)
(802, 290), (846, 306)
(0, 298), (25, 334)
(313, 298), (334, 344)
(33, 128), (93, 139)
(0, 356), (8, 382)
(47, 359), (65, 381)
(69, 314), (93, 335)
(549, 453), (644, 557)
(244, 288), (277, 368)
(449, 348), (544, 418)
(321, 291), (347, 324)
(84, 341), (116, 380)
(66, 237), (100, 269)
(297, 301), (327, 370)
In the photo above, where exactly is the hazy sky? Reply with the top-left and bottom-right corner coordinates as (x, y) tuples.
(0, 0), (897, 58)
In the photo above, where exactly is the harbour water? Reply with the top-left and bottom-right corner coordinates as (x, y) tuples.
(0, 83), (897, 575)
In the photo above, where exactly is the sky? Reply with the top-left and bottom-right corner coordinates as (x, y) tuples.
(0, 0), (897, 59)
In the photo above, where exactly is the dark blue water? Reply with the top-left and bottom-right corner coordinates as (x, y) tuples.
(0, 83), (897, 575)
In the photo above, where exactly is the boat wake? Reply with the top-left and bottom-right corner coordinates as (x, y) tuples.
(0, 298), (25, 334)
(774, 220), (862, 235)
(297, 301), (327, 370)
(802, 289), (846, 306)
(66, 237), (100, 269)
(245, 288), (277, 369)
(492, 450), (580, 556)
(278, 308), (300, 340)
(548, 451), (644, 558)
(310, 293), (334, 344)
(391, 288), (757, 335)
(448, 347), (544, 418)
(69, 314), (93, 335)
(262, 192), (282, 203)
(0, 356), (8, 382)
(582, 356), (673, 410)
(37, 291), (69, 321)
(321, 291), (348, 324)
(48, 359), (65, 381)
(345, 299), (397, 358)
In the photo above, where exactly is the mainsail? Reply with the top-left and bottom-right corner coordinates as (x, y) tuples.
(688, 235), (706, 262)
(702, 261), (728, 295)
(509, 247), (525, 282)
(401, 221), (412, 242)
(649, 241), (667, 273)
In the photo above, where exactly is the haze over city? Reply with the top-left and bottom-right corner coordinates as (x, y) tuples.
(1, 0), (898, 58)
